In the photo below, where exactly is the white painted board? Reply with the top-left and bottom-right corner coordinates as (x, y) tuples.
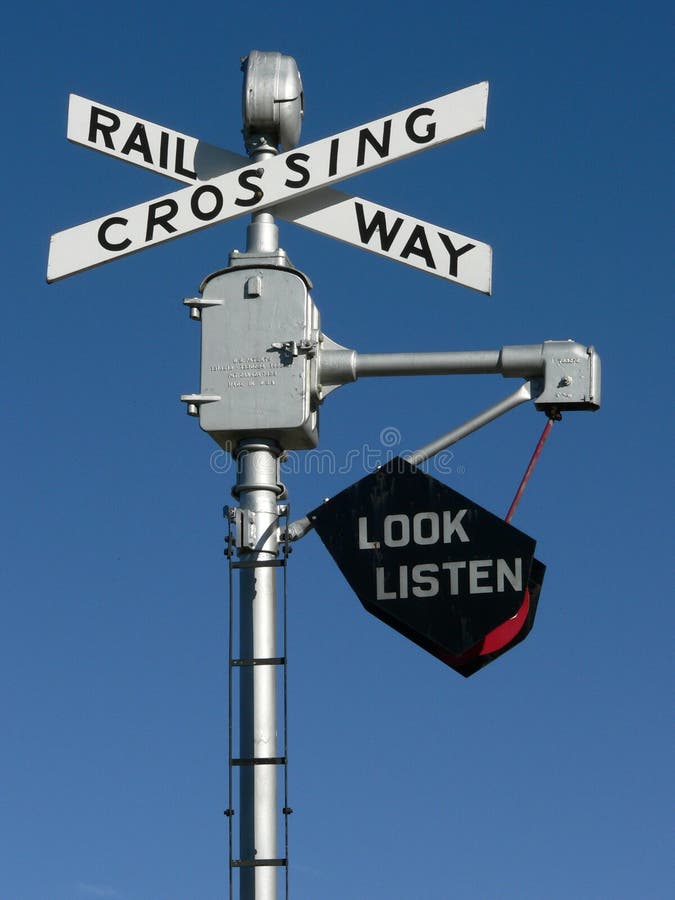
(48, 83), (488, 283)
(66, 95), (491, 292)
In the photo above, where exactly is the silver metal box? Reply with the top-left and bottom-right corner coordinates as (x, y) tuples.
(193, 265), (320, 451)
(534, 341), (601, 412)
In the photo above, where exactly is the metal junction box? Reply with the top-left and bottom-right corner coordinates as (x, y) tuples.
(533, 340), (601, 412)
(190, 264), (320, 451)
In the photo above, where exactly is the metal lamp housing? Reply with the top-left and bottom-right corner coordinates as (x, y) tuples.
(242, 50), (304, 151)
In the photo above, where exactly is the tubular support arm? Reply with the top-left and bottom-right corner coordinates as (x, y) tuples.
(317, 339), (600, 412)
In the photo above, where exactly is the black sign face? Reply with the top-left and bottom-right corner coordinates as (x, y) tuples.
(308, 458), (541, 661)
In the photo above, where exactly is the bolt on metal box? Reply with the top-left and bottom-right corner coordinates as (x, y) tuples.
(188, 264), (320, 451)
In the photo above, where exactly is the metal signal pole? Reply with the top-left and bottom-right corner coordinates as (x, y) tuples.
(227, 51), (305, 900)
(233, 439), (283, 900)
(237, 143), (284, 900)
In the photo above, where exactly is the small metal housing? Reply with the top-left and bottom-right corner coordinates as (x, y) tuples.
(241, 50), (304, 151)
(533, 341), (601, 412)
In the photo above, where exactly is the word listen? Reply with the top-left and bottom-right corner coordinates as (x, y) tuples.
(358, 510), (523, 601)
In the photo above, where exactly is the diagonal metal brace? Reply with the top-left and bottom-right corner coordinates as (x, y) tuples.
(404, 381), (535, 466)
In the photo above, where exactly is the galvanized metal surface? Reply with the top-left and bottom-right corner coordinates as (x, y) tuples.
(185, 263), (320, 451)
(242, 50), (304, 152)
(226, 94), (296, 899)
(233, 440), (284, 900)
(318, 340), (601, 412)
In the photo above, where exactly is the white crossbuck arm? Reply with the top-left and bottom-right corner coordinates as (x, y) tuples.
(48, 86), (491, 292)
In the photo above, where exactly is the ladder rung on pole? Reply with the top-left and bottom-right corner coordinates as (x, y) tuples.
(232, 858), (288, 868)
(232, 656), (286, 667)
(232, 756), (286, 766)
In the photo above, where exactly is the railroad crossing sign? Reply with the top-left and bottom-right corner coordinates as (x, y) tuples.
(308, 458), (544, 673)
(48, 84), (492, 291)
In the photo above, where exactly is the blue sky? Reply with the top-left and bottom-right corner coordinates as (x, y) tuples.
(2, 2), (672, 899)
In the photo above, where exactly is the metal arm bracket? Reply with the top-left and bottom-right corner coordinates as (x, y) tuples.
(317, 337), (601, 413)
